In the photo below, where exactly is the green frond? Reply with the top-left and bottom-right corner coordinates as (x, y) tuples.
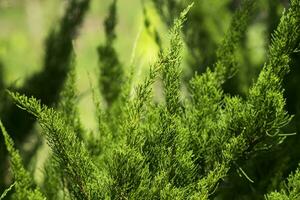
(248, 0), (300, 138)
(185, 1), (299, 197)
(8, 91), (109, 199)
(0, 120), (45, 200)
(267, 0), (300, 78)
(162, 3), (193, 115)
(123, 3), (192, 138)
(106, 5), (193, 199)
(189, 0), (254, 112)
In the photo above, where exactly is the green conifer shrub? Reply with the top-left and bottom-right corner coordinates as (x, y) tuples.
(1, 0), (300, 199)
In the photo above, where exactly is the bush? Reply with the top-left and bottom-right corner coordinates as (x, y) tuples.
(1, 0), (300, 199)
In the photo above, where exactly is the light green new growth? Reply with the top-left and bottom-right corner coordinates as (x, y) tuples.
(105, 4), (193, 199)
(162, 3), (192, 115)
(122, 3), (193, 140)
(0, 120), (45, 200)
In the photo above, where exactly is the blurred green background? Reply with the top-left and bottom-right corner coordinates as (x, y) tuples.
(0, 0), (165, 130)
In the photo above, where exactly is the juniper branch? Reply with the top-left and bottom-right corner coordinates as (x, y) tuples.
(248, 0), (300, 139)
(187, 1), (299, 198)
(162, 4), (192, 115)
(107, 5), (193, 199)
(8, 91), (109, 200)
(0, 120), (45, 200)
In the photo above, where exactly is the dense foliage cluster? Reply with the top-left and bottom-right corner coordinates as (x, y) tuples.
(0, 0), (300, 199)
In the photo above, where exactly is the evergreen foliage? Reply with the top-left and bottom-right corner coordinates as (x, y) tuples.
(9, 91), (110, 199)
(266, 165), (300, 199)
(150, 0), (232, 76)
(0, 0), (91, 192)
(1, 0), (300, 199)
(41, 59), (85, 199)
(0, 121), (45, 200)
